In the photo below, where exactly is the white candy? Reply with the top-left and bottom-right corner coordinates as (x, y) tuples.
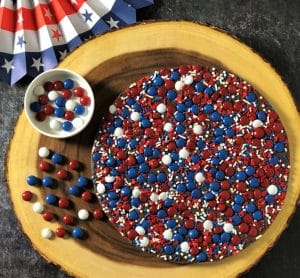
(193, 123), (203, 135)
(41, 228), (52, 239)
(132, 187), (141, 198)
(223, 223), (234, 233)
(49, 119), (61, 130)
(130, 112), (140, 121)
(48, 90), (59, 101)
(163, 122), (173, 132)
(162, 154), (172, 165)
(267, 184), (278, 195)
(156, 103), (167, 114)
(163, 229), (173, 241)
(159, 192), (168, 201)
(135, 226), (145, 236)
(175, 80), (184, 91)
(109, 104), (117, 114)
(139, 236), (149, 247)
(65, 100), (76, 111)
(33, 202), (44, 213)
(179, 147), (189, 159)
(105, 175), (115, 183)
(34, 85), (45, 96)
(203, 220), (213, 231)
(38, 147), (50, 158)
(78, 209), (89, 220)
(195, 172), (205, 183)
(184, 75), (193, 85)
(113, 127), (123, 138)
(97, 182), (106, 194)
(73, 118), (84, 128)
(180, 241), (190, 253)
(150, 193), (159, 202)
(252, 119), (263, 128)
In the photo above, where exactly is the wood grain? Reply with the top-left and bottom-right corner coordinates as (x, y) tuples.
(6, 21), (300, 278)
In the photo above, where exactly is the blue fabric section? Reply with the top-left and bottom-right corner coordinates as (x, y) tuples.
(11, 53), (26, 85)
(90, 19), (110, 35)
(111, 0), (136, 24)
(123, 0), (154, 9)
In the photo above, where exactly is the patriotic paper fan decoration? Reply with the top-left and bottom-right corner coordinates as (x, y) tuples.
(0, 0), (154, 85)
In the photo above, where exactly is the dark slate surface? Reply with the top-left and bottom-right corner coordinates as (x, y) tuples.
(0, 1), (299, 277)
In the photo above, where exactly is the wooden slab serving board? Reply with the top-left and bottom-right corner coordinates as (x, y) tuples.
(6, 21), (300, 278)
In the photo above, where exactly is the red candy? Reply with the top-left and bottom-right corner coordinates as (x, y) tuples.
(63, 214), (74, 225)
(55, 227), (66, 237)
(93, 209), (104, 220)
(39, 161), (51, 171)
(43, 81), (53, 91)
(53, 80), (64, 90)
(80, 96), (90, 106)
(57, 169), (69, 180)
(58, 197), (70, 209)
(43, 105), (54, 115)
(74, 86), (85, 97)
(39, 95), (49, 105)
(22, 191), (32, 201)
(62, 89), (72, 99)
(68, 159), (81, 170)
(35, 111), (46, 121)
(81, 191), (92, 202)
(43, 211), (54, 221)
(64, 111), (75, 121)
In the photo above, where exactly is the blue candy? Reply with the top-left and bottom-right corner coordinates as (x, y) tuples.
(178, 227), (187, 235)
(274, 142), (285, 152)
(30, 102), (41, 112)
(157, 173), (167, 183)
(196, 252), (207, 262)
(128, 210), (139, 220)
(157, 209), (167, 219)
(197, 139), (205, 150)
(236, 171), (247, 181)
(77, 176), (89, 187)
(246, 92), (256, 102)
(106, 156), (116, 167)
(232, 215), (242, 225)
(203, 104), (214, 114)
(186, 181), (196, 191)
(211, 112), (221, 121)
(170, 70), (180, 80)
(63, 78), (74, 89)
(69, 185), (82, 196)
(210, 181), (220, 192)
(221, 232), (231, 243)
(27, 175), (39, 186)
(146, 86), (157, 96)
(223, 115), (233, 126)
(62, 121), (73, 131)
(174, 112), (185, 122)
(212, 234), (220, 243)
(175, 138), (186, 148)
(204, 192), (214, 201)
(147, 173), (157, 183)
(215, 170), (225, 180)
(45, 194), (57, 205)
(176, 103), (186, 112)
(249, 177), (259, 188)
(195, 81), (205, 92)
(176, 183), (186, 192)
(175, 124), (185, 134)
(166, 90), (177, 100)
(265, 194), (275, 203)
(163, 245), (175, 255)
(108, 191), (117, 200)
(234, 194), (244, 205)
(141, 118), (151, 128)
(130, 198), (140, 207)
(204, 86), (214, 95)
(72, 227), (84, 239)
(164, 198), (174, 208)
(55, 96), (66, 107)
(153, 76), (164, 87)
(139, 163), (150, 173)
(74, 104), (85, 115)
(245, 166), (255, 176)
(137, 174), (146, 183)
(232, 204), (242, 212)
(166, 219), (176, 229)
(54, 107), (65, 118)
(127, 167), (138, 179)
(191, 154), (201, 163)
(188, 229), (199, 239)
(42, 176), (55, 187)
(253, 210), (263, 221)
(191, 104), (199, 114)
(173, 233), (184, 242)
(191, 189), (201, 199)
(246, 202), (256, 213)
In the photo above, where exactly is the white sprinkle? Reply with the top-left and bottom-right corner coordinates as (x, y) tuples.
(180, 241), (190, 253)
(195, 172), (205, 183)
(252, 119), (263, 128)
(38, 147), (50, 158)
(162, 154), (172, 165)
(130, 111), (140, 121)
(78, 209), (89, 220)
(163, 122), (173, 132)
(179, 147), (189, 159)
(193, 123), (203, 135)
(41, 228), (52, 239)
(105, 175), (115, 183)
(184, 75), (194, 85)
(132, 187), (141, 198)
(175, 80), (184, 91)
(203, 220), (213, 231)
(140, 236), (149, 247)
(223, 223), (234, 233)
(113, 127), (123, 137)
(33, 202), (44, 213)
(34, 85), (45, 96)
(156, 103), (167, 113)
(48, 90), (59, 101)
(163, 229), (173, 240)
(96, 182), (106, 194)
(135, 226), (145, 235)
(49, 119), (61, 130)
(109, 104), (117, 114)
(267, 184), (278, 195)
(65, 99), (76, 111)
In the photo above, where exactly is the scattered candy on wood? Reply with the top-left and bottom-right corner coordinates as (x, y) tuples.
(78, 209), (89, 220)
(22, 191), (33, 201)
(72, 227), (85, 239)
(32, 202), (44, 213)
(92, 65), (289, 263)
(41, 228), (53, 239)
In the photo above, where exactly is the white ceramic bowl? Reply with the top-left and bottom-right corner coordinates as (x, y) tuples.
(24, 69), (95, 138)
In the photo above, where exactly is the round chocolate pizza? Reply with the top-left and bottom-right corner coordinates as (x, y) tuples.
(92, 65), (289, 263)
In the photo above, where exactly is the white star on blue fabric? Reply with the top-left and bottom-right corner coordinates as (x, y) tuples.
(1, 58), (14, 73)
(17, 35), (26, 48)
(31, 57), (44, 72)
(107, 17), (119, 29)
(82, 9), (93, 22)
